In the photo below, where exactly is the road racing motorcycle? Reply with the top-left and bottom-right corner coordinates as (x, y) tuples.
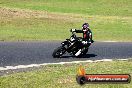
(52, 30), (93, 58)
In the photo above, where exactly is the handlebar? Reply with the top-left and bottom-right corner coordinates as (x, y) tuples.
(70, 29), (76, 33)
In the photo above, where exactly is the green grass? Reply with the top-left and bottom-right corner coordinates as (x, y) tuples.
(0, 0), (132, 16)
(0, 60), (132, 88)
(0, 0), (132, 41)
(0, 16), (74, 41)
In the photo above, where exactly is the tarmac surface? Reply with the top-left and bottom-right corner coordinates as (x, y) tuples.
(0, 41), (132, 67)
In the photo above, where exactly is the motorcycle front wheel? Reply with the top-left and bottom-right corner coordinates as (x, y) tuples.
(52, 46), (66, 58)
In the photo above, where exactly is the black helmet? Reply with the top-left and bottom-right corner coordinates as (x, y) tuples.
(82, 23), (89, 29)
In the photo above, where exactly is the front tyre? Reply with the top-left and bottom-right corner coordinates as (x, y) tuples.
(52, 46), (66, 58)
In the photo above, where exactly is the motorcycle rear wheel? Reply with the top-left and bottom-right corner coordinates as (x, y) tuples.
(81, 48), (88, 55)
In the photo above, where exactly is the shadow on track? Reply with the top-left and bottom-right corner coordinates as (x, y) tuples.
(61, 54), (97, 58)
(82, 54), (97, 58)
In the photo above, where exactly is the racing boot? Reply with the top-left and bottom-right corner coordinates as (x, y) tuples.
(75, 49), (82, 56)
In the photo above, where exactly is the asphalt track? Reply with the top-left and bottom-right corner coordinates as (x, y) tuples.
(0, 41), (132, 67)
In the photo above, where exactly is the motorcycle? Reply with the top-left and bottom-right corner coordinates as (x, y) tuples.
(52, 30), (93, 58)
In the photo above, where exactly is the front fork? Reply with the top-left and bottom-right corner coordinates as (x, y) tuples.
(61, 41), (69, 47)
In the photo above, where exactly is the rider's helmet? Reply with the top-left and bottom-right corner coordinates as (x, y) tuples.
(82, 23), (89, 31)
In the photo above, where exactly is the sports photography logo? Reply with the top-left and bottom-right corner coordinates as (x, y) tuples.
(76, 66), (131, 85)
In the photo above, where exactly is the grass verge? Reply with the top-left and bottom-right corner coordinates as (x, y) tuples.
(0, 60), (132, 88)
(0, 0), (132, 41)
(0, 0), (132, 16)
(0, 7), (132, 41)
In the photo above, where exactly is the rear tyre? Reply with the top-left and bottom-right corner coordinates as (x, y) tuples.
(52, 46), (66, 58)
(81, 48), (88, 55)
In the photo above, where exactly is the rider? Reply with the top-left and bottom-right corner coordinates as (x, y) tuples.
(71, 23), (94, 56)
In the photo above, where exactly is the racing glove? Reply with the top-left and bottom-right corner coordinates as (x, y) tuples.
(70, 29), (76, 32)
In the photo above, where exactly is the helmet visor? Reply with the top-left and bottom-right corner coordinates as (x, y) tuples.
(83, 25), (88, 29)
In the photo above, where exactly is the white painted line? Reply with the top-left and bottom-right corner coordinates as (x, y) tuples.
(117, 59), (128, 61)
(0, 59), (129, 71)
(100, 41), (118, 42)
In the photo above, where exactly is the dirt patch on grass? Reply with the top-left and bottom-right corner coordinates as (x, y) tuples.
(0, 7), (45, 18)
(0, 7), (131, 28)
(0, 7), (80, 22)
(1, 7), (131, 23)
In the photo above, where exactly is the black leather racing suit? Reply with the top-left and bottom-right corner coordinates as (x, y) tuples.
(75, 29), (93, 45)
